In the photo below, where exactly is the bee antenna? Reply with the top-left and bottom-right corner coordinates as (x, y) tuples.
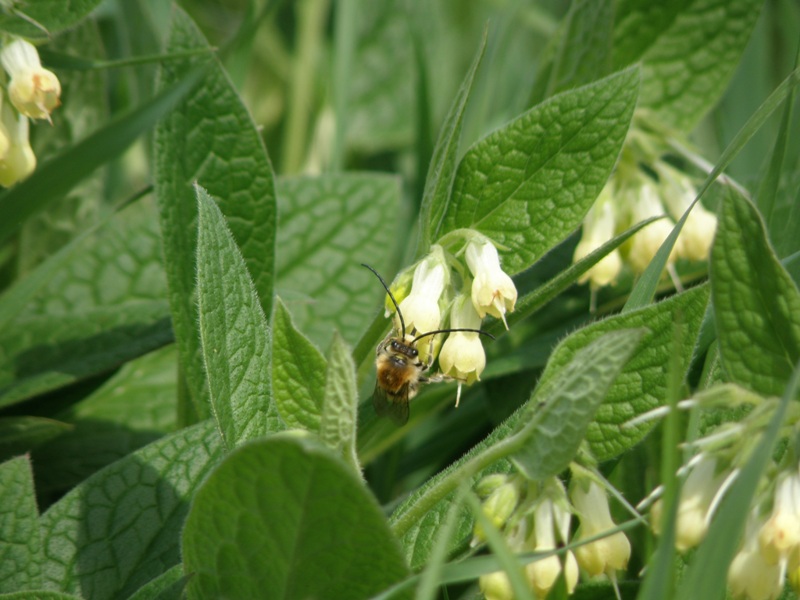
(412, 328), (496, 344)
(361, 263), (406, 338)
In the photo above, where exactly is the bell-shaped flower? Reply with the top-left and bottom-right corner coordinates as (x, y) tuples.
(570, 477), (631, 578)
(438, 294), (486, 398)
(465, 238), (517, 328)
(525, 479), (579, 599)
(0, 100), (35, 187)
(1, 38), (61, 121)
(759, 468), (800, 565)
(573, 184), (622, 289)
(655, 161), (717, 262)
(625, 177), (681, 274)
(729, 513), (786, 600)
(651, 454), (728, 552)
(396, 246), (448, 336)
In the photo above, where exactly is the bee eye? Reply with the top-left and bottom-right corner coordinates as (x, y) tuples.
(391, 341), (399, 350)
(411, 348), (418, 357)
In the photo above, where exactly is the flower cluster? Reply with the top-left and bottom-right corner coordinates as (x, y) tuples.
(387, 235), (517, 404)
(475, 469), (631, 600)
(640, 385), (800, 600)
(573, 125), (718, 292)
(0, 38), (61, 187)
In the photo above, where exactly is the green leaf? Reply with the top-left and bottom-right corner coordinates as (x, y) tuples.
(440, 66), (640, 274)
(31, 346), (178, 493)
(541, 284), (709, 461)
(182, 433), (410, 600)
(0, 456), (42, 592)
(0, 0), (102, 37)
(0, 64), (202, 247)
(711, 189), (800, 397)
(39, 421), (224, 600)
(0, 417), (72, 462)
(154, 6), (277, 418)
(320, 332), (359, 472)
(196, 186), (283, 448)
(346, 0), (415, 152)
(0, 301), (172, 408)
(275, 173), (400, 347)
(125, 566), (187, 600)
(612, 0), (762, 130)
(421, 32), (487, 249)
(511, 329), (645, 480)
(272, 298), (326, 431)
(529, 0), (614, 103)
(0, 199), (166, 331)
(0, 593), (82, 600)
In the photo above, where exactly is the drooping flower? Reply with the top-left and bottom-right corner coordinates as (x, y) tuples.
(396, 245), (448, 336)
(525, 480), (579, 599)
(651, 454), (728, 552)
(729, 513), (786, 600)
(625, 177), (681, 274)
(0, 99), (35, 187)
(438, 294), (486, 401)
(573, 183), (622, 289)
(473, 478), (522, 544)
(655, 161), (717, 262)
(465, 238), (517, 328)
(1, 38), (61, 121)
(759, 468), (800, 565)
(570, 477), (631, 579)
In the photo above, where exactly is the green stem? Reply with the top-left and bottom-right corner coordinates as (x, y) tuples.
(330, 0), (356, 172)
(281, 0), (330, 174)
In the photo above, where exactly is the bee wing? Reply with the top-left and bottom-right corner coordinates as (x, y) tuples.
(372, 382), (410, 426)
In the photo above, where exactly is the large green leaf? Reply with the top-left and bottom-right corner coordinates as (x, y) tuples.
(275, 173), (400, 347)
(711, 189), (800, 397)
(182, 434), (410, 600)
(0, 456), (41, 592)
(0, 301), (172, 408)
(31, 346), (178, 493)
(612, 0), (762, 130)
(540, 284), (709, 461)
(440, 67), (639, 274)
(39, 421), (223, 600)
(271, 299), (326, 431)
(154, 6), (277, 418)
(196, 186), (282, 448)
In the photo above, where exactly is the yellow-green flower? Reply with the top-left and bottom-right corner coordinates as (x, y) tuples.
(1, 38), (61, 121)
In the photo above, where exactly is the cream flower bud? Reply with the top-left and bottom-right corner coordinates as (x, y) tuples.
(523, 479), (578, 599)
(759, 469), (800, 564)
(626, 178), (681, 274)
(574, 184), (622, 289)
(0, 100), (35, 187)
(465, 239), (517, 328)
(655, 161), (717, 262)
(729, 515), (785, 600)
(473, 482), (522, 543)
(479, 570), (514, 600)
(475, 473), (511, 499)
(438, 294), (486, 389)
(1, 39), (61, 120)
(570, 478), (631, 577)
(397, 246), (448, 336)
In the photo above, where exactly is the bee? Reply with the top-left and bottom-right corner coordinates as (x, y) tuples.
(362, 263), (495, 425)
